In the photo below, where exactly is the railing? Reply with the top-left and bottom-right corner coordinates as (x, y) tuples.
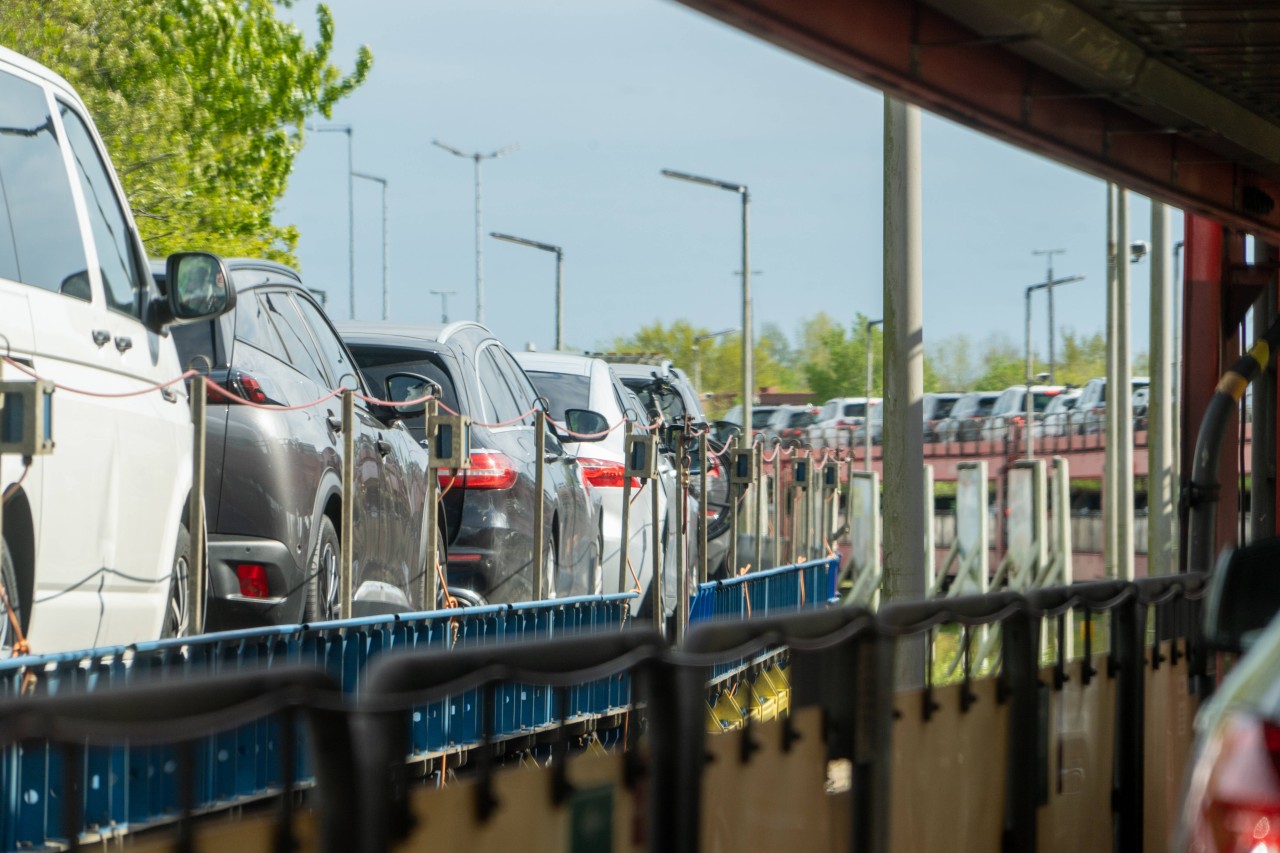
(688, 556), (838, 624)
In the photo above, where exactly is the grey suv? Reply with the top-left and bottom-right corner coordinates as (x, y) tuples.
(161, 260), (434, 628)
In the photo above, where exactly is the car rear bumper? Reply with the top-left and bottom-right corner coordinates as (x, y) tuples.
(204, 535), (304, 629)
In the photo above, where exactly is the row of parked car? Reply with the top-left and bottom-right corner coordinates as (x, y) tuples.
(743, 377), (1155, 450)
(0, 48), (734, 655)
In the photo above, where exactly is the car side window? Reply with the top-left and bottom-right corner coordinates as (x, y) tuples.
(292, 296), (359, 389)
(59, 101), (146, 319)
(494, 348), (539, 426)
(261, 291), (329, 388)
(0, 71), (89, 298)
(233, 291), (289, 363)
(477, 345), (522, 425)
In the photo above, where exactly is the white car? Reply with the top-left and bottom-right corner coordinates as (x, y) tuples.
(0, 48), (231, 653)
(515, 352), (693, 617)
(808, 397), (880, 450)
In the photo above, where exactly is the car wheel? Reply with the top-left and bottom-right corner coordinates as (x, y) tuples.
(305, 515), (340, 622)
(0, 537), (21, 652)
(542, 532), (561, 600)
(161, 521), (191, 638)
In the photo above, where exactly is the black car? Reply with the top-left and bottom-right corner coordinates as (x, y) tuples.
(159, 259), (435, 629)
(338, 322), (599, 604)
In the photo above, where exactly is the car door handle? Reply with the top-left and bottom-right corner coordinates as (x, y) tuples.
(544, 453), (562, 463)
(114, 335), (132, 353)
(325, 414), (342, 434)
(92, 329), (111, 347)
(376, 439), (393, 457)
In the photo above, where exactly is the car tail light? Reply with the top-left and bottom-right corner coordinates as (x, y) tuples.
(708, 453), (723, 479)
(1012, 415), (1025, 426)
(1185, 714), (1280, 853)
(236, 563), (270, 598)
(207, 371), (268, 405)
(578, 457), (639, 489)
(439, 450), (518, 490)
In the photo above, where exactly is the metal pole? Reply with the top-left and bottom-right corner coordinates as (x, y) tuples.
(1104, 183), (1119, 577)
(883, 95), (925, 686)
(340, 389), (355, 618)
(189, 374), (207, 635)
(693, 344), (701, 395)
(728, 438), (740, 574)
(865, 320), (881, 470)
(1025, 285), (1035, 459)
(651, 466), (663, 634)
(1033, 249), (1065, 384)
(619, 422), (633, 593)
(773, 447), (783, 570)
(1118, 189), (1135, 580)
(534, 409), (546, 599)
(346, 130), (355, 320)
(474, 154), (484, 323)
(675, 428), (689, 646)
(424, 400), (440, 608)
(555, 249), (564, 351)
(742, 190), (753, 445)
(1150, 203), (1175, 574)
(1251, 237), (1276, 544)
(699, 431), (709, 583)
(381, 179), (389, 321)
(753, 449), (764, 571)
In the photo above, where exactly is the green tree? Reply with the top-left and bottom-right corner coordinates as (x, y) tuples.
(1, 0), (372, 264)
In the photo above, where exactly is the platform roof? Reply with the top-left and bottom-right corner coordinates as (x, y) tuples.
(676, 0), (1280, 240)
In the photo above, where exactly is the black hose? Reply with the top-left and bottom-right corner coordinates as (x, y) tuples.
(1186, 315), (1280, 572)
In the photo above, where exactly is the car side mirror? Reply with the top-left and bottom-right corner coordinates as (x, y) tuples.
(563, 408), (609, 441)
(163, 252), (235, 325)
(383, 372), (442, 418)
(1205, 536), (1280, 655)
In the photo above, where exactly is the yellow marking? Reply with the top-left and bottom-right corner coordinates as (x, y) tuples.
(1250, 339), (1271, 373)
(1216, 372), (1249, 401)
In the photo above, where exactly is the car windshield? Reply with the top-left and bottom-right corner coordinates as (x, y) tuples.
(932, 398), (959, 419)
(842, 402), (866, 418)
(526, 371), (592, 421)
(345, 344), (462, 415)
(1032, 391), (1059, 412)
(620, 375), (688, 424)
(976, 397), (997, 416)
(788, 411), (818, 428)
(752, 409), (774, 429)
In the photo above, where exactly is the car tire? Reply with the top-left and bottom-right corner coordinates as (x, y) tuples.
(304, 515), (340, 623)
(542, 531), (561, 600)
(0, 537), (21, 652)
(161, 522), (192, 638)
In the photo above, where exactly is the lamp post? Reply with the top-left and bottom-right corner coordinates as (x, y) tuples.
(352, 172), (388, 321)
(865, 318), (883, 470)
(662, 169), (752, 440)
(308, 124), (355, 319)
(434, 140), (518, 325)
(692, 328), (738, 397)
(429, 289), (456, 324)
(490, 232), (564, 350)
(1024, 274), (1084, 458)
(1032, 248), (1066, 384)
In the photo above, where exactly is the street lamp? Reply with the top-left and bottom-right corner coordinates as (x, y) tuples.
(1025, 274), (1085, 458)
(865, 318), (883, 471)
(352, 171), (388, 321)
(1032, 248), (1065, 383)
(434, 140), (519, 325)
(308, 124), (355, 319)
(429, 289), (456, 324)
(490, 232), (564, 351)
(692, 328), (738, 396)
(662, 168), (753, 441)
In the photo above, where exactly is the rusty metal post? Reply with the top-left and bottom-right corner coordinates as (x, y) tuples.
(698, 430), (709, 583)
(773, 446), (783, 569)
(619, 421), (634, 593)
(189, 373), (207, 636)
(340, 389), (355, 619)
(423, 399), (440, 610)
(675, 427), (689, 645)
(534, 409), (547, 600)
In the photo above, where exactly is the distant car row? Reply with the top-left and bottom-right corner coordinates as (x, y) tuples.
(733, 379), (1154, 450)
(0, 49), (732, 655)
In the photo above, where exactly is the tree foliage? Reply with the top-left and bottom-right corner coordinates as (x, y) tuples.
(0, 0), (371, 264)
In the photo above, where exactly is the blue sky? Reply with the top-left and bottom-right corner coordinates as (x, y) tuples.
(278, 0), (1174, 364)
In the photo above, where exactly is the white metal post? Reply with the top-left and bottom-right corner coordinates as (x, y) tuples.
(1117, 189), (1135, 580)
(1104, 183), (1119, 578)
(1150, 202), (1175, 574)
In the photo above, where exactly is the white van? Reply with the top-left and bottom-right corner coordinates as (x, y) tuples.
(0, 47), (232, 653)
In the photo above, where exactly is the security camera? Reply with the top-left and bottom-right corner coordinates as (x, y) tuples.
(1129, 240), (1150, 262)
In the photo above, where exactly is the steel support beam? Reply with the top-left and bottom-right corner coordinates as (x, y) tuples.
(1149, 202), (1175, 575)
